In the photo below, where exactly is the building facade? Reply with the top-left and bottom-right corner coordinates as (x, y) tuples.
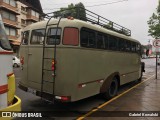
(0, 0), (43, 54)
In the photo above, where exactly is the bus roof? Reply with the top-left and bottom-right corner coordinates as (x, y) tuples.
(23, 18), (140, 44)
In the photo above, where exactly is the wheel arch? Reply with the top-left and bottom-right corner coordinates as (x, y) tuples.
(100, 72), (120, 93)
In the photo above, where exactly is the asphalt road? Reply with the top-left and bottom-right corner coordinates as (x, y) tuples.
(14, 58), (159, 120)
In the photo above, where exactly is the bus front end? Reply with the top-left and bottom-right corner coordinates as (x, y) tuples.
(0, 14), (21, 119)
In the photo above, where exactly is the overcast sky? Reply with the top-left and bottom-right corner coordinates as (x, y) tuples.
(40, 0), (159, 45)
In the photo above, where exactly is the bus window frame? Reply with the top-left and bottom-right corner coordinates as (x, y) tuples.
(46, 27), (61, 45)
(30, 28), (45, 45)
(80, 27), (96, 48)
(21, 30), (30, 45)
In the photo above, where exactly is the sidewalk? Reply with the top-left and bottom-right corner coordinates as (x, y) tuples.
(80, 74), (160, 120)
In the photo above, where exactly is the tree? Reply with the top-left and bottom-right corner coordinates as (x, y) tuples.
(54, 2), (86, 21)
(148, 0), (160, 39)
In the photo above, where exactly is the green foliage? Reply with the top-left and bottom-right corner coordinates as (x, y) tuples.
(148, 1), (160, 39)
(54, 2), (87, 21)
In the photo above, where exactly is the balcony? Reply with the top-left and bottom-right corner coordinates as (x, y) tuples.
(2, 18), (21, 29)
(0, 1), (20, 15)
(8, 35), (17, 40)
(26, 15), (39, 22)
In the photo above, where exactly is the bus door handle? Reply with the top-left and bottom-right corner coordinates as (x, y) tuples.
(28, 53), (32, 55)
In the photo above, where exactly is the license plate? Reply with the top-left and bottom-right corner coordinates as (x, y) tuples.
(27, 87), (36, 95)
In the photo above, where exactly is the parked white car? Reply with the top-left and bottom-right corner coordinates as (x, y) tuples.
(13, 56), (20, 67)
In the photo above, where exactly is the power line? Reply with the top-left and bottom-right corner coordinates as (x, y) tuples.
(43, 0), (128, 10)
(86, 0), (128, 7)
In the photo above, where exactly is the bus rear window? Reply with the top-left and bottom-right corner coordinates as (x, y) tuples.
(47, 28), (61, 45)
(22, 31), (29, 45)
(31, 29), (45, 45)
(63, 27), (79, 46)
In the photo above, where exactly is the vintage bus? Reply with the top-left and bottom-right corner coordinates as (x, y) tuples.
(0, 14), (21, 113)
(19, 9), (144, 102)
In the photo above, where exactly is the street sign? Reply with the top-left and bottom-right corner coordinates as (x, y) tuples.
(153, 40), (160, 48)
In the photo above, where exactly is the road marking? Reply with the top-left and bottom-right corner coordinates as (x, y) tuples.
(77, 73), (156, 120)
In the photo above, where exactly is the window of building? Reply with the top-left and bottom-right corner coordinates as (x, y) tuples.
(21, 19), (26, 24)
(10, 14), (16, 21)
(21, 6), (26, 11)
(3, 0), (16, 7)
(35, 12), (39, 18)
(10, 0), (16, 7)
(5, 26), (16, 36)
(31, 29), (45, 44)
(63, 27), (79, 46)
(3, 0), (9, 4)
(2, 11), (16, 21)
(81, 29), (96, 48)
(47, 28), (61, 45)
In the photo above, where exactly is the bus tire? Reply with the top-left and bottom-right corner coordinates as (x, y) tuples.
(104, 77), (118, 99)
(138, 71), (143, 82)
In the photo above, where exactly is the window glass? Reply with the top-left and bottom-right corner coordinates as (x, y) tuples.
(126, 41), (131, 51)
(31, 29), (45, 44)
(36, 12), (39, 18)
(104, 35), (108, 49)
(22, 31), (29, 45)
(10, 28), (16, 36)
(2, 11), (9, 19)
(81, 29), (96, 48)
(10, 0), (16, 7)
(63, 28), (79, 46)
(47, 28), (61, 45)
(108, 35), (118, 50)
(136, 43), (141, 53)
(3, 0), (9, 4)
(131, 42), (136, 52)
(5, 26), (9, 35)
(10, 13), (16, 21)
(119, 39), (126, 51)
(97, 34), (104, 49)
(81, 30), (88, 47)
(31, 10), (36, 16)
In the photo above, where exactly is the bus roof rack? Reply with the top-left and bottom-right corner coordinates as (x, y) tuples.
(41, 7), (131, 36)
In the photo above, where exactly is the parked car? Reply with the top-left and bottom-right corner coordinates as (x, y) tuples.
(13, 56), (20, 67)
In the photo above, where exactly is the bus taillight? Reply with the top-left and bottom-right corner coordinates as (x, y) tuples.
(20, 57), (24, 65)
(51, 59), (55, 71)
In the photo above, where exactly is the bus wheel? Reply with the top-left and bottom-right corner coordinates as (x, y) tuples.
(104, 77), (118, 99)
(138, 71), (143, 82)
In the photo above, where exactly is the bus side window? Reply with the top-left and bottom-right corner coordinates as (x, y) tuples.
(97, 34), (105, 49)
(131, 42), (136, 52)
(108, 35), (118, 50)
(126, 41), (131, 52)
(63, 27), (79, 46)
(136, 43), (141, 54)
(22, 31), (29, 45)
(81, 30), (96, 48)
(104, 35), (108, 49)
(88, 32), (96, 48)
(47, 28), (61, 45)
(119, 39), (126, 51)
(31, 29), (45, 45)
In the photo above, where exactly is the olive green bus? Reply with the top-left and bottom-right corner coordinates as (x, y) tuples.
(19, 17), (143, 102)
